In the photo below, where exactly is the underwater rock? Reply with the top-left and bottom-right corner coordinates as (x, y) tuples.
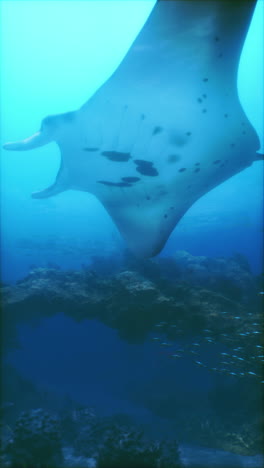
(63, 447), (96, 467)
(170, 250), (256, 301)
(180, 444), (264, 468)
(71, 415), (182, 468)
(1, 407), (183, 468)
(1, 252), (262, 351)
(115, 270), (158, 300)
(97, 430), (181, 468)
(6, 408), (62, 467)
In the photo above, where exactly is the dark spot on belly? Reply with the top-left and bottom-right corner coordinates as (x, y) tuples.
(97, 180), (132, 187)
(141, 114), (145, 120)
(146, 196), (151, 200)
(186, 132), (192, 136)
(194, 168), (200, 173)
(62, 111), (75, 122)
(136, 166), (158, 176)
(170, 206), (174, 210)
(220, 163), (225, 167)
(168, 154), (181, 164)
(213, 160), (221, 164)
(101, 151), (131, 162)
(203, 78), (208, 82)
(197, 98), (202, 103)
(195, 162), (200, 166)
(218, 53), (223, 58)
(83, 147), (99, 152)
(164, 214), (168, 219)
(202, 109), (207, 113)
(214, 36), (219, 42)
(169, 133), (187, 147)
(121, 177), (140, 183)
(224, 114), (228, 118)
(230, 143), (235, 148)
(242, 131), (246, 135)
(133, 160), (158, 177)
(152, 126), (163, 135)
(178, 168), (186, 172)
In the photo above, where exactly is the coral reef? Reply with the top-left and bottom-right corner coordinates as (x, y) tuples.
(6, 408), (62, 467)
(1, 408), (182, 468)
(2, 252), (262, 375)
(96, 428), (181, 468)
(1, 251), (263, 460)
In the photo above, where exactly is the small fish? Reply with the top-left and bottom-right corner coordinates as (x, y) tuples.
(195, 361), (206, 367)
(236, 357), (244, 361)
(192, 343), (201, 346)
(221, 352), (229, 356)
(258, 291), (264, 295)
(248, 371), (257, 376)
(151, 337), (161, 341)
(256, 345), (262, 348)
(229, 372), (237, 376)
(160, 342), (171, 347)
(171, 354), (182, 359)
(233, 316), (241, 319)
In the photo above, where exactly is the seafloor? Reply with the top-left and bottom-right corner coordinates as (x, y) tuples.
(0, 250), (263, 468)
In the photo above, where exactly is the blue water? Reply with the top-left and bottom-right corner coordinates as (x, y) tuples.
(1, 1), (263, 466)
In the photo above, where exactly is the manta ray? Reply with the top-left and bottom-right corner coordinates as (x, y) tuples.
(3, 0), (261, 257)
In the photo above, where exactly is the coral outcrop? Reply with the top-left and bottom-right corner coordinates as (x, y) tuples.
(1, 251), (263, 460)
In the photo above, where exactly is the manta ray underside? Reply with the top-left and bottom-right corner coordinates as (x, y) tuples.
(3, 0), (261, 257)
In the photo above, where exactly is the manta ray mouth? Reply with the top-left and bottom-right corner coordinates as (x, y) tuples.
(3, 0), (260, 257)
